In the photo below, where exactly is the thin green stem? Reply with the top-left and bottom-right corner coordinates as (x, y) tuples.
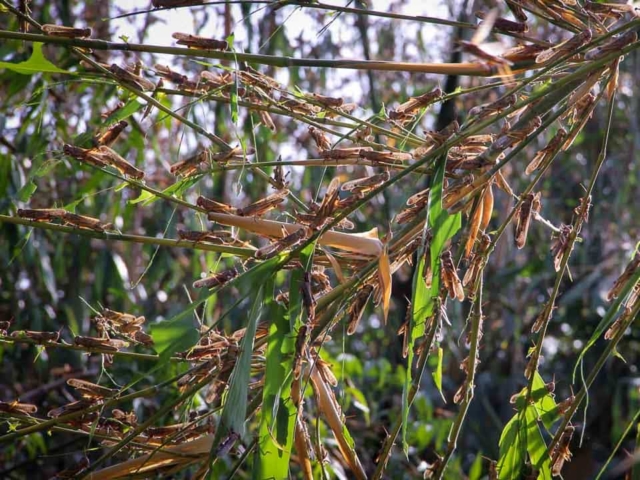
(0, 30), (511, 76)
(371, 298), (442, 480)
(433, 279), (484, 479)
(0, 215), (254, 257)
(0, 335), (187, 362)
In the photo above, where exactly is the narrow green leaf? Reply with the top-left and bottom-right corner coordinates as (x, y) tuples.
(469, 453), (484, 480)
(254, 285), (296, 480)
(219, 285), (264, 439)
(16, 181), (37, 202)
(149, 314), (198, 358)
(432, 346), (444, 402)
(497, 414), (525, 480)
(288, 241), (317, 329)
(524, 406), (552, 479)
(128, 175), (201, 206)
(0, 43), (68, 75)
(103, 98), (145, 125)
(402, 153), (461, 453)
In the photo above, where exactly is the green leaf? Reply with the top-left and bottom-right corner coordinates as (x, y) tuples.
(129, 175), (201, 206)
(432, 346), (444, 402)
(469, 453), (484, 480)
(218, 285), (264, 439)
(16, 181), (37, 202)
(0, 43), (68, 75)
(402, 153), (461, 453)
(254, 286), (296, 480)
(532, 372), (559, 431)
(524, 406), (552, 480)
(103, 97), (145, 125)
(497, 414), (525, 479)
(149, 314), (198, 358)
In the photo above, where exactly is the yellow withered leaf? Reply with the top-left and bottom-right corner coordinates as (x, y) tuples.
(378, 244), (392, 324)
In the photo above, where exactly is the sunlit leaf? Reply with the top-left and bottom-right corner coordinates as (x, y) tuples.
(254, 282), (296, 479)
(497, 414), (525, 479)
(524, 406), (552, 480)
(218, 285), (264, 439)
(402, 152), (461, 452)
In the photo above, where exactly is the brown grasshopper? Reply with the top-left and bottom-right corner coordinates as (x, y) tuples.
(494, 116), (542, 151)
(177, 229), (233, 244)
(42, 24), (91, 38)
(67, 379), (117, 399)
(585, 31), (638, 61)
(95, 121), (128, 147)
(109, 64), (156, 91)
(525, 128), (567, 175)
(236, 190), (288, 217)
(193, 268), (239, 289)
(154, 64), (188, 84)
(0, 400), (37, 415)
(255, 227), (310, 260)
(501, 44), (546, 63)
(307, 93), (344, 109)
(17, 208), (66, 222)
(458, 9), (513, 67)
(301, 271), (317, 325)
(320, 147), (371, 161)
(259, 110), (276, 132)
(309, 126), (331, 152)
(172, 32), (227, 50)
(74, 336), (128, 351)
(551, 425), (575, 476)
(196, 195), (236, 214)
(475, 11), (528, 33)
(47, 399), (96, 419)
(391, 88), (443, 116)
(360, 150), (412, 164)
(61, 212), (112, 232)
(170, 150), (210, 177)
(607, 251), (640, 301)
(340, 171), (390, 194)
(536, 29), (593, 64)
(92, 146), (145, 179)
(550, 224), (573, 271)
(63, 144), (108, 169)
(514, 192), (541, 249)
(468, 94), (517, 119)
(210, 146), (256, 164)
(12, 330), (61, 343)
(441, 250), (465, 301)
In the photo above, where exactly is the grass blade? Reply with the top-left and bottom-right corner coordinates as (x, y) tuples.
(402, 153), (461, 452)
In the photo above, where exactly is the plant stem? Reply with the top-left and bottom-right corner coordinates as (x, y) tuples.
(0, 215), (254, 257)
(0, 29), (512, 76)
(0, 335), (187, 362)
(433, 279), (484, 479)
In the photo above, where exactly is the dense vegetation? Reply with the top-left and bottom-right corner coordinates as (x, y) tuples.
(0, 1), (639, 479)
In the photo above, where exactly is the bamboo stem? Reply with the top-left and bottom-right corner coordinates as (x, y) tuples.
(0, 30), (502, 76)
